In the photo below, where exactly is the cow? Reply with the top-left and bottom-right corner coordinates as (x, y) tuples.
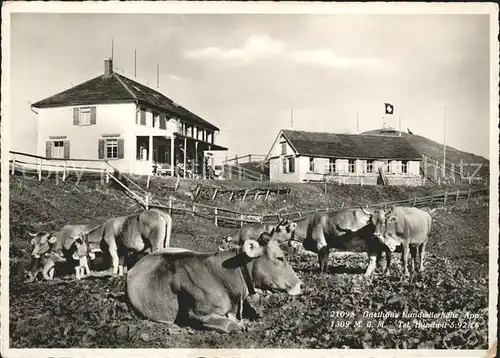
(126, 232), (303, 334)
(373, 206), (432, 277)
(217, 219), (297, 251)
(291, 208), (392, 276)
(24, 223), (104, 283)
(100, 209), (173, 276)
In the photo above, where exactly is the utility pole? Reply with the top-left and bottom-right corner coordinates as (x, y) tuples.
(111, 39), (114, 62)
(157, 63), (160, 89)
(290, 106), (294, 130)
(443, 106), (447, 179)
(399, 115), (402, 136)
(134, 49), (137, 78)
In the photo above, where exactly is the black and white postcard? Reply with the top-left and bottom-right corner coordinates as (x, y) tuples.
(1, 2), (498, 357)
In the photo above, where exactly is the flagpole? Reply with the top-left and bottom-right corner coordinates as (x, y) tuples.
(356, 110), (359, 134)
(443, 106), (447, 179)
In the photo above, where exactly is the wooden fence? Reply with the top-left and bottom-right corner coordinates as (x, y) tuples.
(194, 183), (291, 201)
(148, 188), (489, 228)
(222, 163), (269, 181)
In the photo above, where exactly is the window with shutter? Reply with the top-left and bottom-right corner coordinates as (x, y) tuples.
(367, 160), (374, 173)
(105, 139), (119, 159)
(348, 159), (355, 173)
(51, 141), (64, 158)
(401, 161), (408, 174)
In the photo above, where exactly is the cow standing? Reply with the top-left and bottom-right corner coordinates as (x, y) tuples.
(24, 223), (103, 282)
(100, 209), (173, 276)
(373, 206), (432, 277)
(291, 208), (391, 276)
(126, 232), (302, 333)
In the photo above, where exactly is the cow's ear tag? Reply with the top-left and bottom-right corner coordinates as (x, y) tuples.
(48, 235), (58, 244)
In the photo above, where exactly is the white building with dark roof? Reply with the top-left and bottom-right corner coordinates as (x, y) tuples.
(265, 129), (423, 186)
(31, 58), (227, 176)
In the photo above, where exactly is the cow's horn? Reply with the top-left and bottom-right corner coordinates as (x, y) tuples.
(361, 207), (372, 215)
(27, 231), (37, 238)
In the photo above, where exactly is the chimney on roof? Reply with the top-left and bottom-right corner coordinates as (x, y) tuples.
(104, 58), (113, 77)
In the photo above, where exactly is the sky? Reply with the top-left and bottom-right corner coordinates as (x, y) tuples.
(8, 12), (493, 161)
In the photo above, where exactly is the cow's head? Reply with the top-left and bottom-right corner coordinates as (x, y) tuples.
(243, 234), (302, 296)
(267, 219), (297, 243)
(27, 231), (57, 259)
(371, 207), (402, 252)
(23, 251), (53, 283)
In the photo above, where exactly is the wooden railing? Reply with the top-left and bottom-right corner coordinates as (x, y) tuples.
(223, 154), (267, 164)
(222, 164), (269, 181)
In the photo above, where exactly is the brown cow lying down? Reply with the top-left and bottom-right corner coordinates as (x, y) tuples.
(126, 233), (303, 333)
(100, 209), (173, 276)
(24, 223), (103, 282)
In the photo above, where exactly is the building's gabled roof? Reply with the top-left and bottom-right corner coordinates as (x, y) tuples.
(276, 129), (422, 160)
(31, 68), (219, 131)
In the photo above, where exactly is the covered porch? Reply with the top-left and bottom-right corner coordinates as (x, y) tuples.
(134, 134), (227, 178)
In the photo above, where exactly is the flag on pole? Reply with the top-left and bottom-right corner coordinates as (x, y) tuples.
(384, 103), (394, 115)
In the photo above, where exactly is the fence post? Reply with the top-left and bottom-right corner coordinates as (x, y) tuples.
(238, 165), (242, 180)
(175, 177), (180, 191)
(214, 207), (218, 226)
(147, 175), (151, 189)
(145, 194), (149, 210)
(443, 191), (448, 206)
(413, 197), (417, 206)
(240, 214), (244, 228)
(192, 204), (196, 217)
(168, 199), (172, 214)
(260, 213), (264, 224)
(384, 203), (387, 210)
(38, 158), (42, 181)
(63, 160), (67, 182)
(242, 189), (249, 202)
(455, 190), (460, 205)
(467, 188), (471, 201)
(11, 155), (15, 175)
(324, 182), (327, 195)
